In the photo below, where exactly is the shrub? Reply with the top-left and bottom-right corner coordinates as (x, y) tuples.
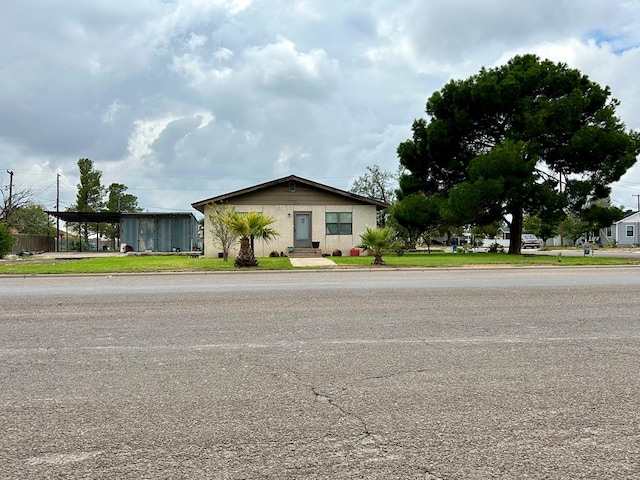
(488, 242), (505, 253)
(393, 241), (407, 256)
(0, 222), (16, 258)
(332, 249), (342, 256)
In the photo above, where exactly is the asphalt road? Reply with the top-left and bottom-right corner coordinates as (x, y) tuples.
(1, 268), (639, 479)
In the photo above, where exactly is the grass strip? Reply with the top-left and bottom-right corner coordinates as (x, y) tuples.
(1, 250), (638, 275)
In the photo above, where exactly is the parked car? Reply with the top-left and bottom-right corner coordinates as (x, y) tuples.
(521, 233), (541, 249)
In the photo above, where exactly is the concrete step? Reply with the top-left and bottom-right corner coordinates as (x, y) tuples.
(288, 247), (323, 258)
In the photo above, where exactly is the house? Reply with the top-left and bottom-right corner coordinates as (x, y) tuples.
(191, 175), (388, 258)
(610, 211), (640, 247)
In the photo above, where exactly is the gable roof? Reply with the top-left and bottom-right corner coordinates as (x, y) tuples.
(615, 211), (639, 224)
(191, 175), (389, 213)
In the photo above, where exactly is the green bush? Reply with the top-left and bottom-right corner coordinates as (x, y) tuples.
(0, 222), (16, 258)
(487, 242), (505, 253)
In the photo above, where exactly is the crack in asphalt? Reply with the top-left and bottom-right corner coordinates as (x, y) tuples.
(265, 367), (448, 478)
(309, 386), (373, 442)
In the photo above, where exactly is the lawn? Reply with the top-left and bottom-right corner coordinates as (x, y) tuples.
(0, 255), (294, 275)
(330, 251), (638, 267)
(1, 250), (638, 275)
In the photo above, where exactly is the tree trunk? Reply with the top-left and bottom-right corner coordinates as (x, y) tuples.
(508, 206), (523, 254)
(234, 236), (258, 267)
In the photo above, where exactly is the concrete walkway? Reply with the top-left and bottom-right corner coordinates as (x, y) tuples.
(288, 257), (337, 267)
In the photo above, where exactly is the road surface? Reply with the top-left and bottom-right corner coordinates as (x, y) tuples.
(1, 268), (639, 479)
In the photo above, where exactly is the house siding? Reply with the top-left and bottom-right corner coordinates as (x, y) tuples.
(605, 212), (640, 247)
(615, 221), (640, 246)
(203, 203), (378, 257)
(227, 183), (358, 206)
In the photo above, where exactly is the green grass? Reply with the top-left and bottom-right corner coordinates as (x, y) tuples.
(0, 255), (295, 275)
(1, 250), (638, 275)
(330, 251), (640, 268)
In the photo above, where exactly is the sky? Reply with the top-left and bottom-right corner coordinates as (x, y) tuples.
(2, 0), (640, 218)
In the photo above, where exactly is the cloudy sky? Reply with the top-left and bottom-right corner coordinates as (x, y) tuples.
(2, 0), (639, 217)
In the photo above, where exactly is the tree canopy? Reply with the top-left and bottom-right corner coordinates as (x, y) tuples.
(350, 165), (397, 204)
(10, 204), (55, 235)
(389, 193), (442, 249)
(398, 54), (639, 253)
(350, 165), (397, 226)
(106, 183), (141, 213)
(72, 158), (104, 212)
(66, 159), (141, 246)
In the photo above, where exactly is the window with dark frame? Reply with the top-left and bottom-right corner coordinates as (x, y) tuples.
(326, 212), (352, 235)
(288, 181), (296, 192)
(626, 225), (634, 237)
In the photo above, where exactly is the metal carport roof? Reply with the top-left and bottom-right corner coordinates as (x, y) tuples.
(45, 211), (122, 224)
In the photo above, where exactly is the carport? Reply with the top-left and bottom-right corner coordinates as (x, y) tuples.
(46, 211), (122, 252)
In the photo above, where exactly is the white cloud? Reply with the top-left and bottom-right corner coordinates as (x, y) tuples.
(1, 0), (639, 214)
(102, 101), (123, 124)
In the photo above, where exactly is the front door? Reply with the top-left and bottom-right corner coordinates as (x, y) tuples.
(294, 212), (311, 247)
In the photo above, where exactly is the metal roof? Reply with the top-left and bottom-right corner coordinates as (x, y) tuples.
(45, 211), (122, 224)
(45, 211), (197, 224)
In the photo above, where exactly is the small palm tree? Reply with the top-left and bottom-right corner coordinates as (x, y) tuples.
(221, 211), (279, 267)
(358, 226), (396, 265)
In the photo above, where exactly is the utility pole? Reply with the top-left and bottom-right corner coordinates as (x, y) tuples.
(5, 170), (13, 223)
(56, 173), (60, 252)
(634, 194), (640, 246)
(558, 171), (564, 247)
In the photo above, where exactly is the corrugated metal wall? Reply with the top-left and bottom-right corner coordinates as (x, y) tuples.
(121, 214), (197, 252)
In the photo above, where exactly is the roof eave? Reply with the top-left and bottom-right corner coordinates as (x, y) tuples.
(191, 175), (389, 210)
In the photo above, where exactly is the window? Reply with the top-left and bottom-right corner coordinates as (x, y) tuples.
(627, 225), (634, 237)
(605, 226), (612, 237)
(288, 181), (296, 192)
(326, 212), (352, 235)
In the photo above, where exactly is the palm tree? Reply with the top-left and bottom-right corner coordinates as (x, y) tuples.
(221, 211), (279, 267)
(357, 226), (396, 265)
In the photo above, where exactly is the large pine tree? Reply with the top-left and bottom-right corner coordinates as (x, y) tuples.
(398, 54), (639, 253)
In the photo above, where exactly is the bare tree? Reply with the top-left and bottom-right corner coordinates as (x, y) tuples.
(350, 164), (398, 204)
(1, 182), (35, 225)
(209, 205), (239, 261)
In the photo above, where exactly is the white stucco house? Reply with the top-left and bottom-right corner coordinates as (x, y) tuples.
(191, 175), (388, 258)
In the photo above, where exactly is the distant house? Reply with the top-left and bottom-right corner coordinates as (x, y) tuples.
(191, 175), (388, 258)
(611, 211), (640, 247)
(497, 226), (511, 239)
